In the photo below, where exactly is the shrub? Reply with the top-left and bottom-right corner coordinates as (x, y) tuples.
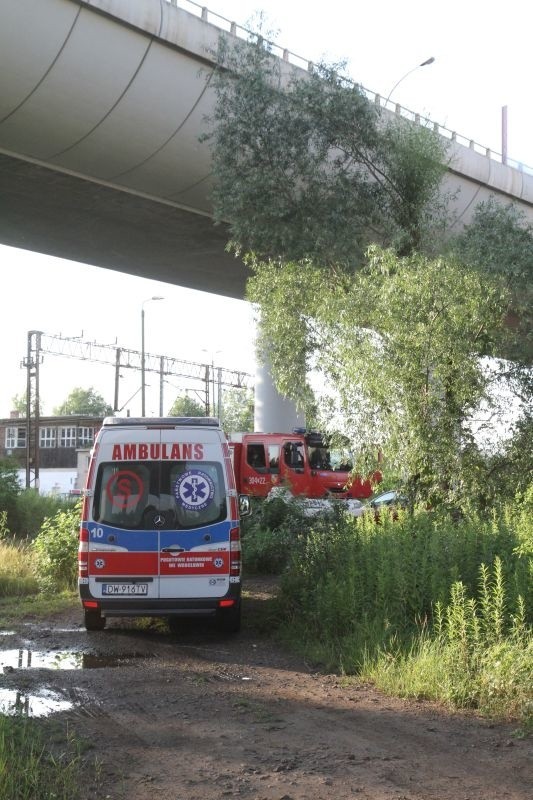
(241, 495), (345, 574)
(277, 499), (532, 666)
(32, 503), (81, 592)
(241, 496), (307, 574)
(12, 491), (71, 540)
(0, 458), (21, 527)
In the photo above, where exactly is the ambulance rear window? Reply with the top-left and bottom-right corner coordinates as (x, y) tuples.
(92, 460), (227, 530)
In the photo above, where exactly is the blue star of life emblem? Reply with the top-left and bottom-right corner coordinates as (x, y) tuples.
(174, 469), (215, 512)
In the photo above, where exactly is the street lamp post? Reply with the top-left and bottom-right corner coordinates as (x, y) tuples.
(141, 296), (164, 416)
(385, 57), (435, 105)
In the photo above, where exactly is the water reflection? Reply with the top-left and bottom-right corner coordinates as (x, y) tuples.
(0, 688), (72, 717)
(1, 647), (153, 671)
(1, 648), (83, 670)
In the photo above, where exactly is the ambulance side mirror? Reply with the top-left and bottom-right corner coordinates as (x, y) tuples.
(239, 494), (252, 517)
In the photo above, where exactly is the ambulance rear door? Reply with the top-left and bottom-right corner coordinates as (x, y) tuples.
(88, 425), (161, 601)
(158, 426), (232, 600)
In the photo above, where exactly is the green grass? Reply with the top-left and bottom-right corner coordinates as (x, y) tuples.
(0, 535), (78, 628)
(0, 539), (97, 799)
(0, 540), (39, 598)
(273, 498), (533, 727)
(0, 715), (95, 800)
(0, 532), (79, 627)
(361, 627), (533, 731)
(0, 592), (78, 629)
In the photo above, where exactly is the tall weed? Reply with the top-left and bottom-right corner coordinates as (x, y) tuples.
(278, 497), (532, 670)
(0, 539), (38, 597)
(364, 561), (532, 727)
(32, 503), (81, 592)
(0, 715), (88, 800)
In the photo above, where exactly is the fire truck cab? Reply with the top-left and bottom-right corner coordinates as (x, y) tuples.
(229, 430), (377, 501)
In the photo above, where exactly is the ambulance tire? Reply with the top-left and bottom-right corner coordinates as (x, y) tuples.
(217, 602), (241, 634)
(84, 609), (106, 631)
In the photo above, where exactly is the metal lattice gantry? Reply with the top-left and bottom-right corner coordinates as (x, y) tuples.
(23, 330), (253, 488)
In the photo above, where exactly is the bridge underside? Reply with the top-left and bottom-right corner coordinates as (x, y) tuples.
(1, 0), (531, 300)
(0, 152), (245, 298)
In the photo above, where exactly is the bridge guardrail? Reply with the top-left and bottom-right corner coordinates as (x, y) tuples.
(167, 0), (532, 176)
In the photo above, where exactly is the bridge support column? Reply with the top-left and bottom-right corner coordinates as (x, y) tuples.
(253, 352), (305, 433)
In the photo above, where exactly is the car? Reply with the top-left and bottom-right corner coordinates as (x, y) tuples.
(369, 490), (407, 510)
(366, 490), (408, 521)
(265, 487), (364, 517)
(346, 490), (408, 520)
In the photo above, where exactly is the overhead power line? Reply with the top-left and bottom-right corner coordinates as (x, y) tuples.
(22, 330), (254, 489)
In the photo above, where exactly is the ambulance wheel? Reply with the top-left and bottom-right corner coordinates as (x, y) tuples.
(84, 609), (106, 631)
(217, 602), (241, 634)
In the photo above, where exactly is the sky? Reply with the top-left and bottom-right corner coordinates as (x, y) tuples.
(2, 0), (532, 418)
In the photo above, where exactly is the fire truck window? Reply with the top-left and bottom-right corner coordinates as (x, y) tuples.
(309, 447), (331, 470)
(246, 444), (267, 473)
(283, 442), (305, 470)
(268, 444), (280, 474)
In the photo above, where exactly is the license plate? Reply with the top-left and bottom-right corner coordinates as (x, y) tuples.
(102, 583), (148, 596)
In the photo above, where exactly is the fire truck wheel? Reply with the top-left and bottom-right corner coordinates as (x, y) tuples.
(84, 609), (106, 631)
(217, 602), (241, 634)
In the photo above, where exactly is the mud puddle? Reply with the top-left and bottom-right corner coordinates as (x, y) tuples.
(0, 643), (154, 718)
(0, 687), (73, 717)
(1, 647), (153, 671)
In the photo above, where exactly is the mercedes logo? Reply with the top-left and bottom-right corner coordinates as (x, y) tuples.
(153, 514), (165, 528)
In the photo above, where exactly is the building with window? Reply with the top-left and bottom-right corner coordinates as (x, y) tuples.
(0, 412), (103, 470)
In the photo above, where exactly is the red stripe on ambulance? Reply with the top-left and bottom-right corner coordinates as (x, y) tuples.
(88, 552), (158, 575)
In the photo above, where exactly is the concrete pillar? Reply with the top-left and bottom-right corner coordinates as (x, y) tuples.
(254, 358), (305, 433)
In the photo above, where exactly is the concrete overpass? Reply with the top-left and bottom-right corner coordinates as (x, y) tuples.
(1, 0), (533, 303)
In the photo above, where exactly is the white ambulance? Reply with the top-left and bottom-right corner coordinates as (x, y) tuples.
(78, 417), (248, 633)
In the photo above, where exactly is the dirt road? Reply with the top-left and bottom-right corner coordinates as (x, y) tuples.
(1, 578), (531, 800)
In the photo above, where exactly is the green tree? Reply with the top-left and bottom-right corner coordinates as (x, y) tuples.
(221, 387), (254, 432)
(206, 29), (448, 267)
(53, 387), (113, 417)
(452, 198), (533, 366)
(205, 28), (529, 510)
(11, 390), (42, 417)
(167, 394), (206, 417)
(11, 392), (27, 415)
(247, 247), (510, 507)
(481, 413), (533, 502)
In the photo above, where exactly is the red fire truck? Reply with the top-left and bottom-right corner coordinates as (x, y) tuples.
(228, 429), (380, 501)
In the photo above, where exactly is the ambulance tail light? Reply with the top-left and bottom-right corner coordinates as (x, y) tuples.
(218, 599), (236, 608)
(229, 527), (241, 576)
(82, 600), (99, 609)
(78, 527), (89, 576)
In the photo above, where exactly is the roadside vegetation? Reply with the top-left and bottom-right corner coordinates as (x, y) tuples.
(0, 715), (90, 800)
(242, 491), (533, 730)
(0, 489), (93, 798)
